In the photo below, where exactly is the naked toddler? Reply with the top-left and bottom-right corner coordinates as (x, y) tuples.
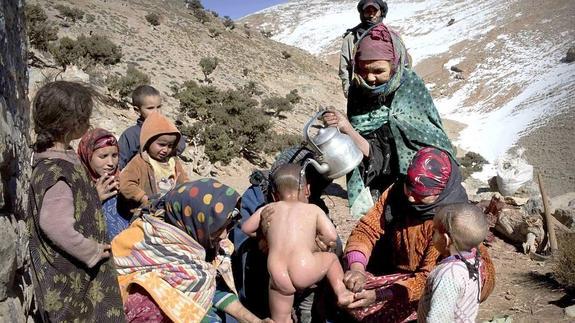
(242, 164), (353, 323)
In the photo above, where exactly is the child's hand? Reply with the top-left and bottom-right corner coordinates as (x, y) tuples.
(99, 243), (111, 261)
(96, 174), (118, 201)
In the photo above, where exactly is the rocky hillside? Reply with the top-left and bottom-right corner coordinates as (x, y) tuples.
(28, 0), (347, 171)
(242, 0), (575, 196)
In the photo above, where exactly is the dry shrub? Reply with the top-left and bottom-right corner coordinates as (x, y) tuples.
(145, 12), (161, 26)
(107, 65), (150, 98)
(25, 4), (59, 51)
(54, 4), (85, 22)
(50, 34), (122, 69)
(555, 232), (575, 292)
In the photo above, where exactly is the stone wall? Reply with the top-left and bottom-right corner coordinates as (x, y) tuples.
(0, 0), (33, 321)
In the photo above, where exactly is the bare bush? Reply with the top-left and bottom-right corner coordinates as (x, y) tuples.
(25, 4), (58, 51)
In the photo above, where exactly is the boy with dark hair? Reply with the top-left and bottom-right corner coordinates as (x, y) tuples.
(118, 85), (186, 169)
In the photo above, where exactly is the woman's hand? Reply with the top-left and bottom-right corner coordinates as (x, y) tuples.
(347, 289), (377, 309)
(321, 109), (353, 134)
(321, 109), (370, 156)
(343, 266), (367, 292)
(95, 174), (118, 201)
(315, 235), (336, 252)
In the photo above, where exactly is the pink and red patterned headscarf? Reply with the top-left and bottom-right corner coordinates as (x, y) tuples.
(406, 147), (452, 197)
(78, 128), (119, 181)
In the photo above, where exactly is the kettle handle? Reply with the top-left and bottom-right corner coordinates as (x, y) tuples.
(303, 110), (326, 155)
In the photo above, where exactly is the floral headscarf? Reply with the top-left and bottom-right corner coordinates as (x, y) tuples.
(163, 179), (240, 251)
(77, 128), (119, 181)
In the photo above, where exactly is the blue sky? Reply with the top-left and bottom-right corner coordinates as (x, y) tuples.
(201, 0), (287, 19)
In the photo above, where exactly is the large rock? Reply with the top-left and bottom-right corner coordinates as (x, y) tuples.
(0, 298), (26, 322)
(553, 208), (575, 229)
(550, 192), (575, 213)
(1, 0), (32, 320)
(566, 47), (575, 63)
(0, 217), (16, 301)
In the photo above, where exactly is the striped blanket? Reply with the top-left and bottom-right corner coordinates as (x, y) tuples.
(112, 212), (236, 323)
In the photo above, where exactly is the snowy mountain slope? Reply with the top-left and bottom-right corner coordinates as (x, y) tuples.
(243, 0), (575, 194)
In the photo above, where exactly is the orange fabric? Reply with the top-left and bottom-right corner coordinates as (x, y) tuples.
(345, 185), (496, 304)
(119, 152), (189, 205)
(139, 112), (181, 151)
(478, 243), (495, 302)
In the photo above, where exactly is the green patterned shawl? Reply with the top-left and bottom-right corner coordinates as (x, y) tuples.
(346, 27), (454, 216)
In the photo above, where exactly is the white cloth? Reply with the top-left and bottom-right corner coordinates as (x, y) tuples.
(417, 254), (482, 323)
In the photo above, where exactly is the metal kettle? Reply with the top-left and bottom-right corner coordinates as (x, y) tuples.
(303, 111), (363, 179)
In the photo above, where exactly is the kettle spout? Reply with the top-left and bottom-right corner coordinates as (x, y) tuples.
(305, 158), (330, 175)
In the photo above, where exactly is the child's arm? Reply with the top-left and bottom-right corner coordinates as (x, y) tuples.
(39, 181), (108, 268)
(315, 207), (338, 248)
(119, 158), (147, 203)
(241, 207), (264, 237)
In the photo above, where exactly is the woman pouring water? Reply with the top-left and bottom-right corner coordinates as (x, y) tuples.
(322, 22), (454, 216)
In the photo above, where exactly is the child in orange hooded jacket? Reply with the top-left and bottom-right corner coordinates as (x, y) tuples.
(119, 112), (189, 207)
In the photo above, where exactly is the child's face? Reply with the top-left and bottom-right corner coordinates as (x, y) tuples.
(148, 134), (177, 162)
(137, 95), (162, 120)
(432, 223), (450, 256)
(90, 146), (119, 177)
(357, 60), (393, 86)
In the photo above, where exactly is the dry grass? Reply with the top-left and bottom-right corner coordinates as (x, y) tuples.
(555, 232), (575, 292)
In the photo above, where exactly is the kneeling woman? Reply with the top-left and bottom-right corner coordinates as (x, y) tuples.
(112, 179), (268, 322)
(343, 148), (495, 322)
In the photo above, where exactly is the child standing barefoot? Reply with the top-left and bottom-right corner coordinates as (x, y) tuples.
(242, 164), (354, 323)
(417, 203), (490, 323)
(27, 81), (124, 321)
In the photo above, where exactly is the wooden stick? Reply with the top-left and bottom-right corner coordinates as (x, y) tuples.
(538, 173), (558, 253)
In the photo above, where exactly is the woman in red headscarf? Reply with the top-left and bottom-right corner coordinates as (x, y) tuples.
(78, 128), (130, 240)
(342, 147), (495, 322)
